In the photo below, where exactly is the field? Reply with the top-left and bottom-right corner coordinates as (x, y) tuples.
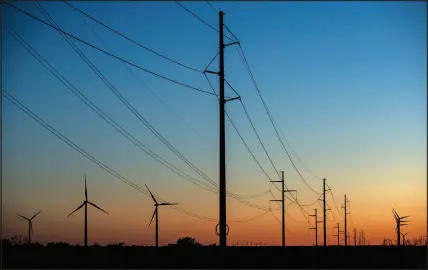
(2, 245), (426, 269)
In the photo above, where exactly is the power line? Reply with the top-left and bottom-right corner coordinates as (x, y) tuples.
(205, 1), (218, 13)
(4, 24), (217, 195)
(4, 1), (217, 97)
(16, 4), (257, 209)
(271, 116), (322, 180)
(6, 23), (270, 214)
(235, 43), (322, 196)
(31, 3), (220, 192)
(326, 182), (341, 215)
(3, 88), (276, 225)
(2, 88), (219, 223)
(174, 1), (235, 42)
(67, 1), (207, 142)
(64, 1), (202, 73)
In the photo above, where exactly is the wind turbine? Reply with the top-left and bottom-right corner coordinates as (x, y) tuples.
(145, 184), (178, 247)
(401, 232), (409, 246)
(16, 210), (42, 244)
(392, 208), (409, 247)
(67, 175), (109, 247)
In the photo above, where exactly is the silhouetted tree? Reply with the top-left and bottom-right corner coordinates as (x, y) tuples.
(176, 237), (201, 247)
(107, 242), (125, 247)
(9, 235), (28, 246)
(47, 242), (70, 248)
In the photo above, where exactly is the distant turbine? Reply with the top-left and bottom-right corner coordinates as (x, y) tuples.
(67, 175), (109, 247)
(145, 184), (178, 247)
(401, 232), (409, 246)
(392, 208), (409, 247)
(16, 210), (42, 244)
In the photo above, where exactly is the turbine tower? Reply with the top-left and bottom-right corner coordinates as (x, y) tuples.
(16, 210), (42, 244)
(392, 208), (409, 247)
(67, 175), (109, 247)
(145, 184), (178, 247)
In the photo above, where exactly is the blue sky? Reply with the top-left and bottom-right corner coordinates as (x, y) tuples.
(2, 1), (426, 245)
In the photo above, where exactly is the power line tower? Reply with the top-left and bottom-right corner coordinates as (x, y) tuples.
(270, 171), (296, 247)
(210, 11), (239, 248)
(309, 208), (321, 246)
(342, 195), (349, 246)
(333, 222), (342, 246)
(322, 178), (331, 247)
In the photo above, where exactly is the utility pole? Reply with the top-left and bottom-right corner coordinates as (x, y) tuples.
(333, 223), (341, 246)
(218, 10), (227, 249)
(309, 208), (320, 246)
(342, 194), (349, 246)
(207, 10), (239, 248)
(323, 178), (330, 247)
(270, 171), (295, 247)
(354, 228), (356, 246)
(359, 231), (362, 246)
(362, 230), (364, 246)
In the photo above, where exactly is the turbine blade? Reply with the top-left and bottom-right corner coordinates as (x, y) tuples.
(85, 175), (88, 201)
(392, 208), (399, 220)
(145, 184), (158, 204)
(400, 215), (410, 219)
(148, 209), (156, 227)
(88, 201), (109, 215)
(67, 203), (85, 217)
(159, 203), (178, 206)
(16, 214), (30, 221)
(30, 221), (33, 236)
(31, 210), (42, 220)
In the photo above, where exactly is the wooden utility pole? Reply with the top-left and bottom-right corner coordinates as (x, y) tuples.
(342, 194), (349, 246)
(333, 223), (341, 246)
(270, 171), (295, 247)
(322, 178), (330, 246)
(354, 228), (357, 246)
(210, 11), (240, 248)
(309, 208), (319, 246)
(218, 10), (226, 248)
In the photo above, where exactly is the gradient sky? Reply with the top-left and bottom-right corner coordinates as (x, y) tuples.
(2, 1), (426, 246)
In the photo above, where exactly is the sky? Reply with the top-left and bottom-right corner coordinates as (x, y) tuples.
(2, 1), (426, 247)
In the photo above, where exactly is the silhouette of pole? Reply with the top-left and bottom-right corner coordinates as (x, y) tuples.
(323, 178), (328, 246)
(218, 10), (227, 248)
(342, 194), (348, 246)
(309, 208), (319, 246)
(362, 230), (364, 246)
(84, 201), (88, 247)
(155, 206), (159, 247)
(354, 228), (356, 246)
(270, 171), (284, 247)
(333, 223), (340, 246)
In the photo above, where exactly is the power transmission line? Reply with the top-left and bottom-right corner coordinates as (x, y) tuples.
(205, 1), (218, 13)
(2, 88), (218, 222)
(4, 1), (217, 97)
(6, 23), (271, 213)
(5, 24), (217, 194)
(3, 88), (277, 225)
(174, 1), (235, 42)
(13, 3), (268, 210)
(325, 182), (341, 215)
(31, 3), (219, 190)
(66, 1), (207, 142)
(63, 1), (202, 73)
(235, 44), (322, 196)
